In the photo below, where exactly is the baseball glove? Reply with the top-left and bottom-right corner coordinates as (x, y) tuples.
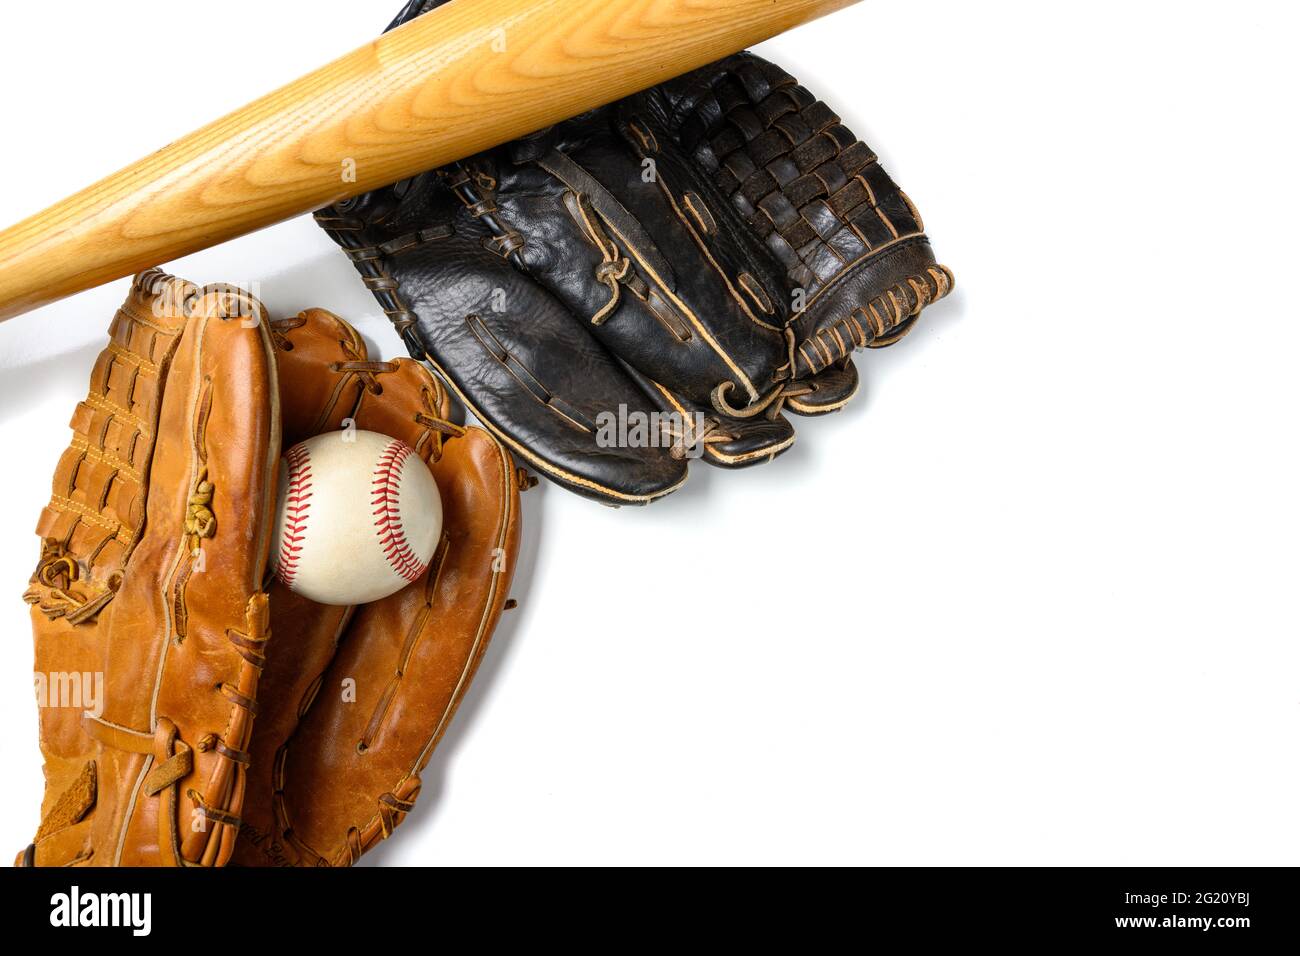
(232, 307), (522, 866)
(317, 0), (953, 506)
(18, 278), (523, 867)
(20, 271), (281, 866)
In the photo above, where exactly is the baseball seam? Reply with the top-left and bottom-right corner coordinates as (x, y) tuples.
(278, 444), (313, 588)
(373, 441), (428, 583)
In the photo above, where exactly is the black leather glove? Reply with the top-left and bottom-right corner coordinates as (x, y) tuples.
(318, 0), (953, 506)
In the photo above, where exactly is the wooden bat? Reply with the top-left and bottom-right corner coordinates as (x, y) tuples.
(0, 0), (860, 323)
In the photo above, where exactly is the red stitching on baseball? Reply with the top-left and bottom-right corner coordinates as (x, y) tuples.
(372, 440), (428, 583)
(278, 444), (313, 587)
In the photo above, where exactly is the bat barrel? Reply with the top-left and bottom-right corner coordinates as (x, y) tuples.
(0, 0), (860, 323)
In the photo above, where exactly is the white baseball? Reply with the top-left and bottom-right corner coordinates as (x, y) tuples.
(271, 429), (443, 606)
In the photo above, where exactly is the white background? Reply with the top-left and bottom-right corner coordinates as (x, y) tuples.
(0, 0), (1296, 866)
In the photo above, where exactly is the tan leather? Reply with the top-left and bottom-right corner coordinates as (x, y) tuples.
(19, 271), (280, 866)
(233, 309), (522, 866)
(20, 290), (520, 867)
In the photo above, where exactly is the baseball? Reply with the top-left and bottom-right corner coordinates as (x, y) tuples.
(271, 429), (443, 606)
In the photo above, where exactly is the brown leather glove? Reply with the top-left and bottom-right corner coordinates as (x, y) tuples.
(19, 280), (522, 867)
(231, 308), (522, 866)
(319, 0), (954, 506)
(20, 270), (281, 866)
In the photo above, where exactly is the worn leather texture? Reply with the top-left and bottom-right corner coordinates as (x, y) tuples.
(317, 0), (953, 506)
(19, 271), (281, 866)
(18, 283), (523, 867)
(233, 308), (522, 866)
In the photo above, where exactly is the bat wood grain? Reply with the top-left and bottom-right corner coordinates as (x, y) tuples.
(0, 0), (860, 323)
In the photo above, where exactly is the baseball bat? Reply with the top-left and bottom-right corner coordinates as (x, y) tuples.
(0, 0), (861, 323)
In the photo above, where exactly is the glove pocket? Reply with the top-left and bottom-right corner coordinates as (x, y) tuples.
(266, 425), (521, 865)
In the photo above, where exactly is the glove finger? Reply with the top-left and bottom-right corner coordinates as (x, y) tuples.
(261, 332), (522, 865)
(790, 253), (954, 380)
(20, 271), (191, 866)
(85, 279), (279, 866)
(622, 363), (796, 470)
(784, 358), (859, 417)
(269, 307), (376, 444)
(318, 177), (688, 506)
